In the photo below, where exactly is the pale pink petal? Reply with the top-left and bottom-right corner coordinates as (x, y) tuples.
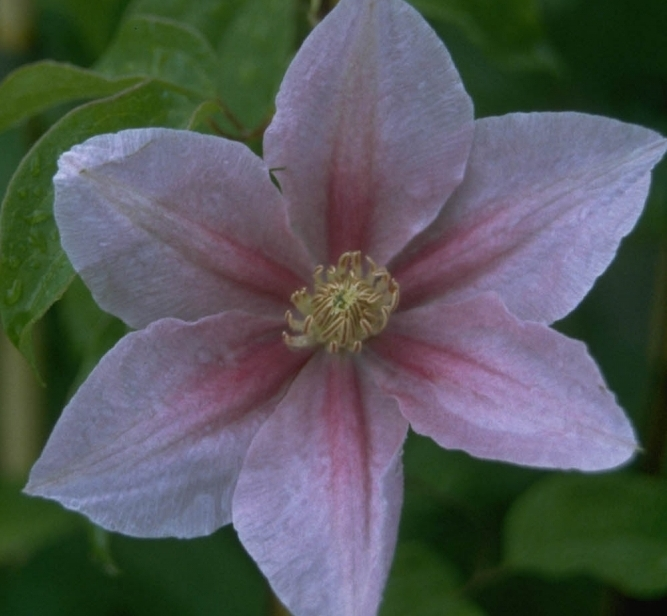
(393, 113), (667, 322)
(264, 0), (473, 266)
(233, 353), (408, 616)
(368, 293), (637, 470)
(55, 128), (313, 328)
(25, 312), (308, 538)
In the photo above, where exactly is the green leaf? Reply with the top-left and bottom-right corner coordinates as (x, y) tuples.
(0, 80), (198, 370)
(0, 480), (78, 563)
(0, 129), (24, 194)
(216, 0), (295, 128)
(36, 0), (131, 62)
(95, 15), (220, 98)
(381, 542), (486, 616)
(185, 99), (226, 132)
(411, 0), (555, 70)
(404, 433), (540, 510)
(118, 0), (296, 130)
(57, 277), (127, 393)
(0, 61), (138, 134)
(129, 0), (246, 48)
(504, 474), (667, 597)
(114, 528), (268, 616)
(400, 435), (542, 575)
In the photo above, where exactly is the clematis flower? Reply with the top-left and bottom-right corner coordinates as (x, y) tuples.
(26, 0), (666, 614)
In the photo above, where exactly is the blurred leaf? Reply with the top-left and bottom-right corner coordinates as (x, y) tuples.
(36, 0), (131, 62)
(128, 0), (246, 48)
(381, 541), (486, 616)
(185, 99), (226, 132)
(0, 480), (78, 563)
(114, 529), (268, 616)
(0, 80), (197, 371)
(542, 0), (667, 81)
(0, 61), (138, 134)
(410, 0), (556, 70)
(216, 0), (295, 128)
(404, 433), (540, 510)
(473, 573), (606, 616)
(0, 531), (119, 616)
(58, 277), (126, 393)
(504, 474), (667, 597)
(95, 15), (220, 98)
(116, 0), (295, 129)
(401, 435), (542, 575)
(0, 129), (24, 193)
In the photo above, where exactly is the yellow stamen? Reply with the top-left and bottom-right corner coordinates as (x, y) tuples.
(283, 251), (399, 353)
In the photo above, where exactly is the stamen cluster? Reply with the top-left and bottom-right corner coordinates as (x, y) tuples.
(283, 251), (399, 353)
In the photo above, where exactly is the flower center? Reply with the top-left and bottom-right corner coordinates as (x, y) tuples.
(283, 251), (399, 353)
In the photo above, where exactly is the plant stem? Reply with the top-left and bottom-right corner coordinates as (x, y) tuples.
(0, 329), (43, 480)
(0, 0), (34, 53)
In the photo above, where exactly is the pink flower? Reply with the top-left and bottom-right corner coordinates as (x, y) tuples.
(26, 0), (666, 614)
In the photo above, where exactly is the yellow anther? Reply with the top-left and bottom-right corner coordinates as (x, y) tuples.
(283, 251), (399, 353)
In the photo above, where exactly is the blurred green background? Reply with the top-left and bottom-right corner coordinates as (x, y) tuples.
(1, 0), (666, 614)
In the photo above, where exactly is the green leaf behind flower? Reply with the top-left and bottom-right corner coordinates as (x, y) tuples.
(504, 473), (667, 597)
(128, 0), (246, 48)
(381, 542), (486, 616)
(0, 80), (198, 371)
(113, 528), (268, 616)
(411, 0), (555, 70)
(0, 61), (138, 134)
(95, 15), (220, 99)
(216, 0), (295, 129)
(0, 480), (78, 563)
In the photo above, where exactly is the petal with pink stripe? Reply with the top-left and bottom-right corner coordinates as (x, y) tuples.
(26, 312), (307, 537)
(265, 0), (473, 266)
(394, 113), (667, 323)
(55, 128), (312, 328)
(368, 293), (637, 471)
(233, 352), (408, 616)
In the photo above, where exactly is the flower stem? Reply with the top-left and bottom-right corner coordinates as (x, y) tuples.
(0, 329), (43, 480)
(0, 0), (34, 53)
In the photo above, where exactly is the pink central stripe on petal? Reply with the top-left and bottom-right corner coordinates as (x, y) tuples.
(90, 170), (306, 304)
(326, 143), (376, 262)
(233, 351), (408, 616)
(323, 359), (374, 540)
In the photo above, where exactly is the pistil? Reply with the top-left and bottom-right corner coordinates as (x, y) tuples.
(283, 251), (399, 353)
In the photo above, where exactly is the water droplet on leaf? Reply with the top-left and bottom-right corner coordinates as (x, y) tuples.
(28, 232), (47, 253)
(27, 255), (42, 270)
(1, 255), (21, 271)
(25, 210), (50, 225)
(4, 278), (23, 306)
